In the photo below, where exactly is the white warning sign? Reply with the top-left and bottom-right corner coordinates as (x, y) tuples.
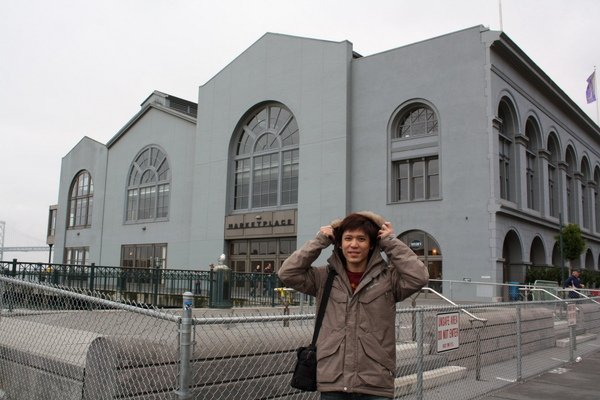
(437, 312), (460, 353)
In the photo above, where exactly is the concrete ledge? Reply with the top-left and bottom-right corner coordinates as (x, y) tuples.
(556, 333), (598, 348)
(394, 366), (468, 396)
(396, 342), (431, 361)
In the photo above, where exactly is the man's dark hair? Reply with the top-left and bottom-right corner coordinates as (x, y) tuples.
(334, 213), (380, 263)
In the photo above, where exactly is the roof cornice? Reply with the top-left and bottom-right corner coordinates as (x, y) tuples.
(106, 102), (196, 149)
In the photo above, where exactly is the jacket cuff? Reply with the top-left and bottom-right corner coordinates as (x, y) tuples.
(315, 231), (334, 247)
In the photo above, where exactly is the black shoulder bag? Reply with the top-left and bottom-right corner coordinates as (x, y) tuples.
(290, 267), (337, 391)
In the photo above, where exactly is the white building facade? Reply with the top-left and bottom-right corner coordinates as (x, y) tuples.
(51, 26), (600, 300)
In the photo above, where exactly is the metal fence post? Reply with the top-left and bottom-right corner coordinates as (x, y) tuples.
(270, 273), (276, 307)
(569, 318), (576, 362)
(176, 291), (193, 399)
(208, 269), (214, 308)
(473, 320), (484, 381)
(11, 259), (17, 277)
(415, 309), (424, 400)
(516, 304), (522, 382)
(89, 263), (95, 292)
(152, 264), (160, 307)
(0, 278), (4, 315)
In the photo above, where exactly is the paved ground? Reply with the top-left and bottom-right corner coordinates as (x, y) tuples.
(480, 348), (600, 400)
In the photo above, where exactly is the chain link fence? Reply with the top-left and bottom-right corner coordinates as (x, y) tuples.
(1, 276), (599, 399)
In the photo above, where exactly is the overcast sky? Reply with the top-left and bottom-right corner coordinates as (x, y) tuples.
(1, 0), (599, 262)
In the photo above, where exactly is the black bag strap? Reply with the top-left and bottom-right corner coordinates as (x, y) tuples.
(311, 267), (337, 346)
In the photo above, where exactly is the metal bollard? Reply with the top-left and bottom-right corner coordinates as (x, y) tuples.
(175, 291), (194, 399)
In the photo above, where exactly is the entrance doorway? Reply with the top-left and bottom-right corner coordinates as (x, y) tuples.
(399, 230), (443, 293)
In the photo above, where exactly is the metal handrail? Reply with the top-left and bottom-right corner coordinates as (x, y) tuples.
(412, 287), (487, 323)
(557, 288), (600, 305)
(518, 287), (563, 301)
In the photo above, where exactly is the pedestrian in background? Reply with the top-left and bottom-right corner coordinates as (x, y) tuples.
(563, 269), (584, 299)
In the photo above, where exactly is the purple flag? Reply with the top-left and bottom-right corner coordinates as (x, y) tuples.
(586, 71), (596, 104)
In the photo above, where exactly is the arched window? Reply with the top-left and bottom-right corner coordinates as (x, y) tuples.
(126, 146), (171, 221)
(497, 100), (517, 201)
(390, 102), (440, 202)
(232, 103), (299, 210)
(68, 170), (93, 228)
(399, 230), (443, 292)
(525, 118), (540, 211)
(581, 158), (591, 229)
(394, 105), (438, 138)
(565, 147), (577, 223)
(547, 134), (560, 218)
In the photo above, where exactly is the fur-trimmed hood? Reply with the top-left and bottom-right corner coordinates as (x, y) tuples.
(329, 210), (386, 229)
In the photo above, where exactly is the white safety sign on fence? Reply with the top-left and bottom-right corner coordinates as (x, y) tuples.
(567, 303), (577, 326)
(437, 311), (459, 352)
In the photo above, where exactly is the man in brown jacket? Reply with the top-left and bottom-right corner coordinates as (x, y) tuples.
(278, 212), (429, 399)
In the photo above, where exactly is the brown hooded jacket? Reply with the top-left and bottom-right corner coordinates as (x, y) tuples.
(278, 211), (429, 398)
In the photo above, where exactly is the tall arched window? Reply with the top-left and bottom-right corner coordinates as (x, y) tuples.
(126, 146), (171, 221)
(232, 103), (299, 210)
(547, 134), (560, 218)
(565, 147), (577, 223)
(399, 230), (442, 291)
(68, 170), (93, 228)
(525, 118), (540, 211)
(390, 102), (440, 202)
(497, 99), (517, 202)
(581, 158), (591, 229)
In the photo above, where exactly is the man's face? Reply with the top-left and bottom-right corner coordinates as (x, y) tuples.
(341, 228), (372, 267)
(574, 271), (580, 278)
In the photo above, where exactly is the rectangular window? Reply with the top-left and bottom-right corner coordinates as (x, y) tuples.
(69, 199), (76, 227)
(281, 149), (299, 205)
(127, 189), (138, 221)
(526, 152), (536, 210)
(393, 156), (439, 202)
(120, 243), (167, 268)
(64, 247), (89, 265)
(234, 159), (250, 209)
(253, 154), (279, 208)
(138, 186), (156, 220)
(548, 165), (557, 217)
(396, 163), (409, 201)
(582, 185), (589, 229)
(279, 238), (295, 255)
(567, 175), (575, 222)
(427, 158), (439, 198)
(499, 137), (511, 200)
(47, 207), (57, 238)
(157, 184), (170, 218)
(411, 160), (425, 200)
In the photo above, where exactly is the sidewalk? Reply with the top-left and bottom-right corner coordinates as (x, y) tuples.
(481, 348), (600, 400)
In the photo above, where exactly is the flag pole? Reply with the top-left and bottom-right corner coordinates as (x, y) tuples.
(595, 66), (599, 125)
(498, 0), (504, 31)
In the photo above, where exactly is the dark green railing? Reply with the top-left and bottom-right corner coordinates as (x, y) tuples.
(0, 259), (309, 308)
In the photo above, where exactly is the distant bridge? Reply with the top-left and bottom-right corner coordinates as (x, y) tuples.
(2, 247), (49, 252)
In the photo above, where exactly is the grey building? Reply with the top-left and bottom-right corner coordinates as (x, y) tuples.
(51, 26), (600, 301)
